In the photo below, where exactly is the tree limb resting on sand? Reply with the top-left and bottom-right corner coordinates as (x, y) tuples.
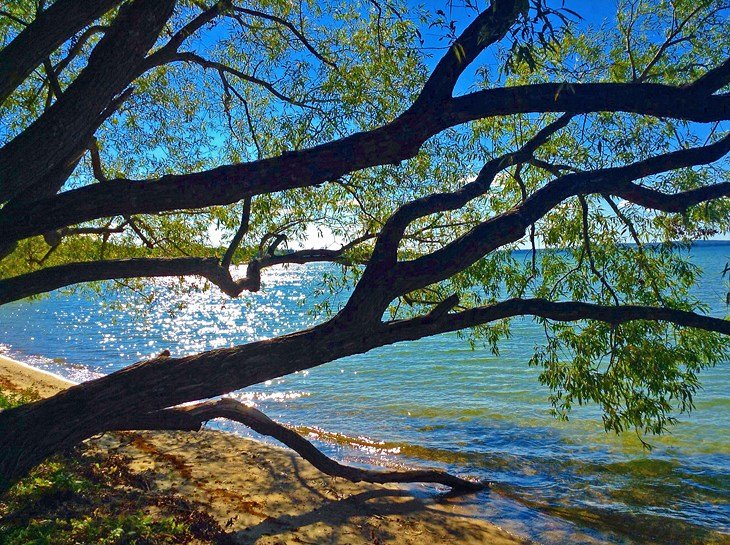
(122, 398), (485, 492)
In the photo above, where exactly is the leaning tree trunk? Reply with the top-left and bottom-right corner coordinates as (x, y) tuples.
(0, 321), (333, 486)
(0, 316), (429, 491)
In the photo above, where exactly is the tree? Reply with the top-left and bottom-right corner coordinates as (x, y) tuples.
(0, 0), (728, 492)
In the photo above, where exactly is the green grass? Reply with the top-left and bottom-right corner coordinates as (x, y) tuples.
(0, 513), (189, 545)
(0, 389), (230, 545)
(0, 449), (227, 545)
(0, 387), (38, 409)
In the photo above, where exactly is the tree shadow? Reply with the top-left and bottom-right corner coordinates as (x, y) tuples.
(230, 464), (501, 545)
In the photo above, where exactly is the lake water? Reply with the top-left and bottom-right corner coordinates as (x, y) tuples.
(1, 242), (728, 544)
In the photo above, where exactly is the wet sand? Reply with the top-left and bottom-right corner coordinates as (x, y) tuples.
(0, 353), (529, 544)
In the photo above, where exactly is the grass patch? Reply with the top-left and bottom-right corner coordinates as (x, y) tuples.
(0, 389), (231, 544)
(0, 386), (39, 409)
(0, 448), (230, 545)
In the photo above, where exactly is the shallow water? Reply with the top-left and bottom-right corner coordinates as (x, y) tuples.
(1, 243), (728, 544)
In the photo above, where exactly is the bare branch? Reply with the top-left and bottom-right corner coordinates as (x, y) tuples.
(638, 3), (707, 82)
(89, 138), (107, 182)
(221, 196), (251, 269)
(124, 398), (483, 491)
(602, 194), (666, 304)
(232, 6), (337, 69)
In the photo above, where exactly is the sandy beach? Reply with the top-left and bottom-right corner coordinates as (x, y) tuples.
(0, 353), (529, 545)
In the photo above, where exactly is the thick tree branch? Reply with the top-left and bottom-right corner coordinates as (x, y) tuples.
(612, 180), (730, 212)
(2, 77), (727, 246)
(411, 0), (524, 106)
(444, 81), (729, 127)
(0, 0), (121, 106)
(1, 296), (726, 484)
(684, 57), (730, 95)
(0, 257), (248, 305)
(0, 234), (373, 304)
(0, 0), (176, 204)
(383, 298), (730, 341)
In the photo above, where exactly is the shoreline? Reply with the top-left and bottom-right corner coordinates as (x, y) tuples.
(0, 351), (531, 545)
(0, 352), (75, 397)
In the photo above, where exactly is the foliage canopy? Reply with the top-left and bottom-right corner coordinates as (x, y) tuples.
(0, 0), (729, 486)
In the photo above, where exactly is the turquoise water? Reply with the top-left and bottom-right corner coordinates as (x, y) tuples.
(1, 243), (728, 544)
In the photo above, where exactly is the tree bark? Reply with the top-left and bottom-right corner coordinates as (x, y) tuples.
(0, 0), (121, 106)
(1, 300), (727, 491)
(0, 0), (175, 204)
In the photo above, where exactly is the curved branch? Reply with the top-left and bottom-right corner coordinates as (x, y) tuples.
(0, 234), (373, 305)
(367, 113), (573, 267)
(411, 0), (524, 106)
(0, 257), (252, 305)
(221, 196), (252, 269)
(684, 57), (730, 95)
(385, 135), (730, 299)
(125, 398), (484, 491)
(162, 51), (315, 108)
(149, 1), (228, 61)
(232, 7), (337, 68)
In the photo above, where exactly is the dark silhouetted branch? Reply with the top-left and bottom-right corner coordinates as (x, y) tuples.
(232, 7), (337, 69)
(0, 0), (175, 203)
(4, 76), (726, 245)
(0, 0), (121, 106)
(0, 233), (374, 304)
(124, 398), (484, 491)
(221, 196), (252, 269)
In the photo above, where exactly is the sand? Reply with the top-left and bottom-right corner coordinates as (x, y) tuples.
(0, 353), (530, 544)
